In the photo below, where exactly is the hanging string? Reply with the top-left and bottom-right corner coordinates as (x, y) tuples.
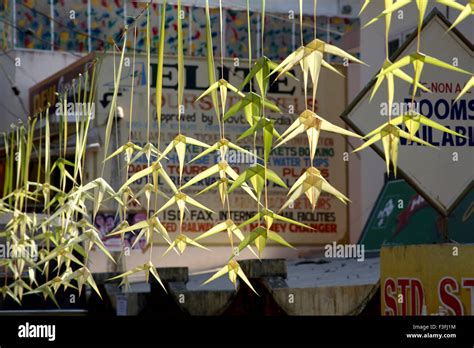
(219, 0), (224, 80)
(300, 0), (304, 46)
(314, 0), (317, 39)
(129, 26), (137, 142)
(219, 0), (226, 136)
(146, 5), (151, 146)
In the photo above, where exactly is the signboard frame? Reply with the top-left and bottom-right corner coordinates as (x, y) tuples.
(28, 52), (96, 117)
(341, 9), (474, 217)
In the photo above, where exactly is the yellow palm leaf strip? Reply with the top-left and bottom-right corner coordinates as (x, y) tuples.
(177, 0), (184, 135)
(205, 0), (222, 137)
(130, 25), (137, 143)
(156, 0), (167, 149)
(313, 0), (317, 39)
(146, 5), (151, 146)
(102, 28), (128, 176)
(299, 0), (304, 46)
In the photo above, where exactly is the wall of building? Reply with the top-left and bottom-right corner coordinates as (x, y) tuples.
(355, 1), (473, 244)
(0, 50), (81, 132)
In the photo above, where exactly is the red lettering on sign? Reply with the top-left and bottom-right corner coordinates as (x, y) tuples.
(398, 278), (410, 316)
(383, 278), (425, 315)
(462, 278), (474, 314)
(411, 279), (424, 315)
(438, 277), (464, 315)
(384, 278), (398, 315)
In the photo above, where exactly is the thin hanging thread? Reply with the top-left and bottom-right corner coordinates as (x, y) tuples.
(219, 0), (226, 137)
(314, 0), (317, 39)
(177, 4), (182, 135)
(129, 26), (137, 142)
(261, 0), (269, 213)
(146, 5), (151, 146)
(246, 0), (260, 228)
(300, 0), (304, 47)
(311, 0), (317, 114)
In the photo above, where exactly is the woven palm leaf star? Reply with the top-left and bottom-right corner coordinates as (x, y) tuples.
(203, 259), (257, 294)
(65, 177), (121, 219)
(194, 177), (229, 196)
(195, 219), (247, 249)
(76, 219), (115, 262)
(0, 285), (23, 306)
(119, 160), (177, 194)
(188, 138), (258, 166)
(42, 195), (89, 227)
(51, 158), (76, 183)
(159, 134), (210, 180)
(275, 109), (362, 162)
(240, 56), (296, 96)
(164, 234), (209, 255)
(228, 163), (287, 201)
(181, 160), (258, 205)
(224, 92), (281, 124)
(134, 183), (169, 204)
(104, 141), (143, 163)
(379, 52), (471, 99)
(235, 209), (310, 257)
(437, 0), (474, 30)
(194, 217), (259, 258)
(108, 213), (172, 248)
(353, 123), (436, 176)
(2, 189), (38, 207)
(238, 116), (280, 163)
(281, 167), (350, 211)
(73, 268), (100, 297)
(34, 243), (84, 272)
(26, 182), (61, 207)
(271, 39), (367, 103)
(237, 225), (294, 258)
(115, 186), (140, 211)
(108, 261), (166, 290)
(370, 59), (431, 114)
(238, 208), (312, 232)
(365, 111), (467, 139)
(196, 79), (243, 117)
(26, 276), (73, 304)
(90, 178), (119, 218)
(129, 142), (162, 164)
(33, 267), (100, 298)
(113, 184), (168, 216)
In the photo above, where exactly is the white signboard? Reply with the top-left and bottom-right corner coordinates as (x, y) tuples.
(94, 55), (350, 247)
(343, 12), (473, 215)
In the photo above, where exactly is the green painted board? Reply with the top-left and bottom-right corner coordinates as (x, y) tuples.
(359, 180), (441, 251)
(448, 185), (474, 243)
(359, 180), (474, 251)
